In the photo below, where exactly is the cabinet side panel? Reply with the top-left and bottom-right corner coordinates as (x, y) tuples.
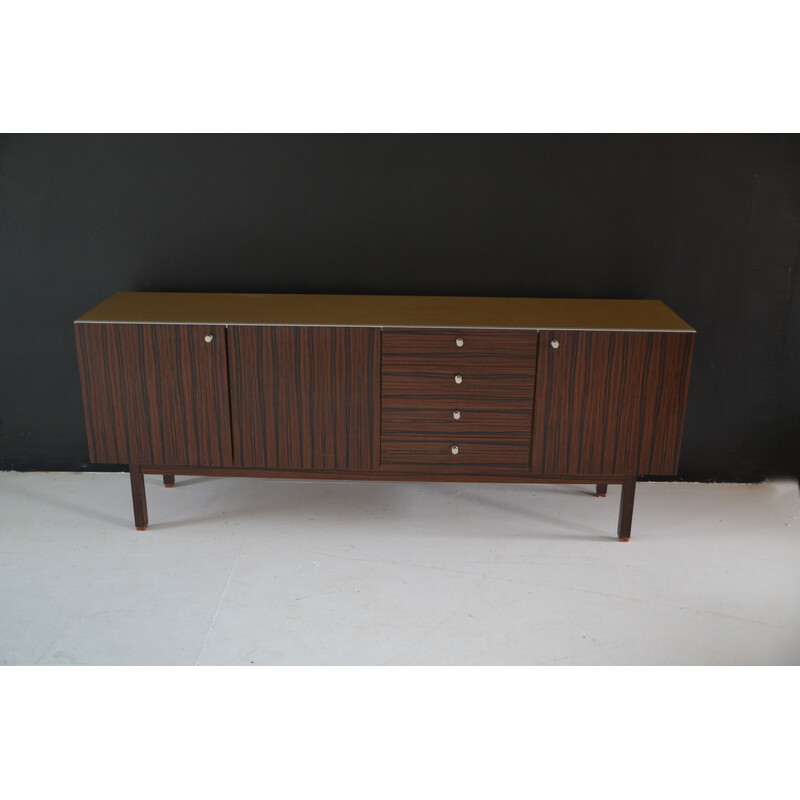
(228, 326), (377, 470)
(640, 332), (694, 474)
(74, 323), (129, 463)
(531, 331), (693, 476)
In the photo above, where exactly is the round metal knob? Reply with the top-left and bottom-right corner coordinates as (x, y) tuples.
(551, 340), (559, 349)
(456, 337), (464, 348)
(454, 374), (463, 384)
(451, 445), (459, 455)
(452, 410), (461, 420)
(204, 334), (214, 343)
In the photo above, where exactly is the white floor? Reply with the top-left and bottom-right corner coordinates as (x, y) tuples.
(0, 472), (798, 665)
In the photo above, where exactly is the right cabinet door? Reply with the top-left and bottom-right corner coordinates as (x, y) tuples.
(531, 330), (694, 476)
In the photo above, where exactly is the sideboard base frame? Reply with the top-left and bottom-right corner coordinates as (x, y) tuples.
(130, 465), (638, 541)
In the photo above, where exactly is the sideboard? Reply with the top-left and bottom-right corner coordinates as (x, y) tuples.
(75, 293), (694, 540)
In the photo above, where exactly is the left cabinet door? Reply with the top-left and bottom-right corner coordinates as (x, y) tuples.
(75, 323), (233, 466)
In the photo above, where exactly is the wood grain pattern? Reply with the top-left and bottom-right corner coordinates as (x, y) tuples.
(380, 327), (538, 467)
(75, 323), (233, 466)
(382, 405), (534, 438)
(381, 437), (530, 468)
(382, 329), (538, 369)
(228, 326), (378, 469)
(75, 323), (128, 463)
(531, 331), (694, 476)
(382, 330), (537, 405)
(382, 371), (537, 404)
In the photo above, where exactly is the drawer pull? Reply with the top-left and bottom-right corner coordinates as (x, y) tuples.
(204, 334), (214, 343)
(551, 339), (559, 349)
(452, 410), (461, 420)
(456, 337), (464, 347)
(451, 445), (459, 455)
(454, 374), (463, 384)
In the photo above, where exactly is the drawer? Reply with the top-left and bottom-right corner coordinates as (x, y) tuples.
(382, 405), (533, 438)
(382, 329), (537, 373)
(381, 436), (530, 468)
(382, 370), (536, 403)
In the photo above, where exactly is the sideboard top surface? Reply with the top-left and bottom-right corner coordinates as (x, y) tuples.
(76, 292), (694, 332)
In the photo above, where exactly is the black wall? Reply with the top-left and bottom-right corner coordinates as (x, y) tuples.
(1, 134), (798, 480)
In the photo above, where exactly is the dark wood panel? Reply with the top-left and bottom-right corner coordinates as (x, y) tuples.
(383, 328), (538, 370)
(531, 331), (694, 475)
(382, 405), (533, 438)
(141, 463), (629, 485)
(380, 327), (537, 467)
(75, 324), (128, 463)
(639, 332), (695, 474)
(75, 323), (233, 466)
(381, 436), (530, 468)
(383, 371), (536, 403)
(383, 392), (533, 412)
(228, 326), (378, 470)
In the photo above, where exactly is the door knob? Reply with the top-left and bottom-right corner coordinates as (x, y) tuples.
(454, 374), (463, 384)
(452, 410), (461, 420)
(451, 445), (459, 455)
(551, 340), (559, 349)
(204, 334), (214, 343)
(456, 337), (464, 347)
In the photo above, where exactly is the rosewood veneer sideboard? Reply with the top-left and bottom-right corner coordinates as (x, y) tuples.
(74, 293), (695, 540)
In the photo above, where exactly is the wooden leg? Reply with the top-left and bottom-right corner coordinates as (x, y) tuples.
(616, 477), (636, 542)
(596, 483), (608, 497)
(163, 473), (175, 488)
(130, 464), (149, 531)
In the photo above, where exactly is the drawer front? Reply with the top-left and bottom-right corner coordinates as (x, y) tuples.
(383, 370), (536, 404)
(382, 437), (530, 468)
(380, 327), (537, 469)
(382, 405), (533, 438)
(382, 329), (537, 372)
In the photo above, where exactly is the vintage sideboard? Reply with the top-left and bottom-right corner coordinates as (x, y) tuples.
(75, 293), (694, 540)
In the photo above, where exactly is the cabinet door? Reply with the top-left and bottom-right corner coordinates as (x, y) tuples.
(227, 326), (379, 470)
(75, 323), (233, 466)
(531, 330), (693, 476)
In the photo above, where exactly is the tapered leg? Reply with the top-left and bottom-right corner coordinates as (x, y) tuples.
(596, 483), (608, 497)
(130, 464), (148, 531)
(616, 477), (636, 541)
(163, 474), (175, 488)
